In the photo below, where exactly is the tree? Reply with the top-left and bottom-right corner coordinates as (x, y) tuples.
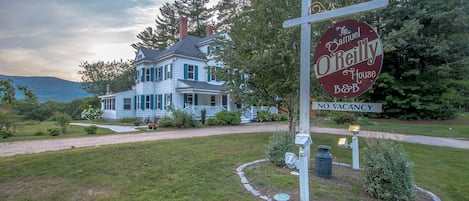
(132, 0), (214, 50)
(360, 0), (469, 119)
(78, 59), (135, 96)
(213, 0), (250, 31)
(0, 79), (16, 105)
(214, 0), (303, 135)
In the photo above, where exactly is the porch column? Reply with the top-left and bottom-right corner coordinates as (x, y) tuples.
(227, 94), (231, 111)
(192, 92), (195, 115)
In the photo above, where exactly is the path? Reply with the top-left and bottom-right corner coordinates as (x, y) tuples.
(0, 123), (468, 157)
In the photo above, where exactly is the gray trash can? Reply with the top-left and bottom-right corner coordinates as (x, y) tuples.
(315, 145), (333, 178)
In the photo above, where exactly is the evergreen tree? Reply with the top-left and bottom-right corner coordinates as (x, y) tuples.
(360, 0), (469, 119)
(175, 0), (213, 37)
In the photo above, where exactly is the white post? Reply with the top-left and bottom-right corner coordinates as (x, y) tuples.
(352, 135), (359, 170)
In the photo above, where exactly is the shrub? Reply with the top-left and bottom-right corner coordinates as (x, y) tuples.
(0, 131), (13, 139)
(201, 108), (207, 124)
(206, 118), (221, 126)
(257, 110), (272, 122)
(213, 111), (241, 125)
(362, 140), (415, 201)
(157, 116), (174, 128)
(172, 109), (194, 128)
(84, 125), (98, 135)
(120, 118), (140, 124)
(266, 131), (295, 166)
(81, 105), (101, 121)
(33, 130), (45, 136)
(332, 112), (357, 124)
(272, 113), (288, 121)
(53, 113), (72, 134)
(47, 128), (61, 136)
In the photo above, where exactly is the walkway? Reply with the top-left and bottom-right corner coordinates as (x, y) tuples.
(0, 123), (468, 157)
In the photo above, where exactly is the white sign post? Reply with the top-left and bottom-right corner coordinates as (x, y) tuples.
(283, 1), (389, 200)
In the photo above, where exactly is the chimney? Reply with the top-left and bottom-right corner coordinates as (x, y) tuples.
(179, 17), (188, 40)
(205, 25), (213, 36)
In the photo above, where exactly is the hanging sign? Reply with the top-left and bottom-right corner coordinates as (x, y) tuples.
(313, 20), (383, 98)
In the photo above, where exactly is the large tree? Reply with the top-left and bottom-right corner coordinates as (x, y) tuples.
(214, 0), (303, 134)
(132, 0), (214, 50)
(359, 0), (469, 119)
(78, 59), (135, 96)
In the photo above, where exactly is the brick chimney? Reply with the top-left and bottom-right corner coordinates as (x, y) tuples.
(179, 17), (188, 40)
(205, 25), (213, 36)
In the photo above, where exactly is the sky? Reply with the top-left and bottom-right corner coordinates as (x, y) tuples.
(0, 0), (218, 82)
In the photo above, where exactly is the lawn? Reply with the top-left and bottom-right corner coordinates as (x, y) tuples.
(1, 121), (115, 142)
(312, 117), (469, 139)
(0, 132), (468, 201)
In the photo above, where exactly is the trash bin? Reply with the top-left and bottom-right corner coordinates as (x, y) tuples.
(315, 145), (333, 178)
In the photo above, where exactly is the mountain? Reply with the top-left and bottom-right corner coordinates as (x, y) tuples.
(0, 74), (93, 102)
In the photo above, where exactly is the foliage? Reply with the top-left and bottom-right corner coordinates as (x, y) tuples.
(211, 110), (241, 125)
(257, 110), (273, 122)
(120, 117), (141, 124)
(78, 59), (135, 96)
(214, 0), (303, 134)
(362, 140), (415, 201)
(0, 106), (20, 132)
(272, 113), (288, 121)
(0, 79), (16, 104)
(46, 128), (60, 136)
(80, 105), (101, 121)
(84, 125), (98, 135)
(266, 131), (295, 166)
(33, 130), (45, 136)
(0, 131), (13, 139)
(206, 117), (221, 126)
(157, 116), (174, 128)
(359, 0), (469, 119)
(332, 112), (357, 125)
(52, 113), (72, 134)
(200, 108), (207, 124)
(132, 0), (213, 50)
(171, 109), (194, 128)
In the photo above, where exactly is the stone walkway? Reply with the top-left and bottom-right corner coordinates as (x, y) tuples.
(0, 122), (468, 157)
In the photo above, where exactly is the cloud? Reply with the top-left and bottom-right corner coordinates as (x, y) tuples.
(0, 0), (172, 81)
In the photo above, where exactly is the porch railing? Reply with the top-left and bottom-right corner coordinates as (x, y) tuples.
(183, 105), (226, 119)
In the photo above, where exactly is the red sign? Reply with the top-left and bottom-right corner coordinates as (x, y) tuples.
(313, 20), (383, 98)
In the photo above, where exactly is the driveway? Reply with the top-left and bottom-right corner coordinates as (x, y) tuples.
(0, 122), (468, 157)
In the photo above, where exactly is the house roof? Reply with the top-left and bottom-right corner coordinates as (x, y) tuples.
(135, 34), (218, 63)
(177, 79), (227, 92)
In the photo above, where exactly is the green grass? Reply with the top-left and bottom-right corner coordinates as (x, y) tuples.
(1, 121), (115, 142)
(312, 117), (469, 139)
(0, 132), (468, 201)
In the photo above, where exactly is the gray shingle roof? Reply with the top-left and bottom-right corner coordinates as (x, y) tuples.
(136, 34), (218, 62)
(178, 79), (227, 91)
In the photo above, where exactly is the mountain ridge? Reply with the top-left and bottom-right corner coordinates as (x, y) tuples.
(0, 74), (93, 102)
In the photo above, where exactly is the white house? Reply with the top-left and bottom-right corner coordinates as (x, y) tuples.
(99, 18), (237, 122)
(100, 18), (277, 122)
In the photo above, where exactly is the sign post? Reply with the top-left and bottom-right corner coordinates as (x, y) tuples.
(283, 1), (388, 200)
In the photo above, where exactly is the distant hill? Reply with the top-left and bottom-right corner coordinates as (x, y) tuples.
(0, 74), (93, 102)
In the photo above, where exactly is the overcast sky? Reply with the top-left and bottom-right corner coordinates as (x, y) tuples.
(0, 0), (218, 81)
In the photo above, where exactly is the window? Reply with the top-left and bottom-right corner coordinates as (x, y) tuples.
(145, 68), (150, 81)
(211, 96), (216, 106)
(187, 65), (194, 79)
(187, 94), (193, 106)
(157, 67), (163, 81)
(166, 93), (172, 109)
(157, 94), (162, 110)
(103, 98), (116, 110)
(123, 98), (131, 110)
(165, 64), (172, 79)
(145, 95), (151, 109)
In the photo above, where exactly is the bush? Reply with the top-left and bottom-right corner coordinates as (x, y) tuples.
(47, 128), (60, 136)
(33, 130), (45, 136)
(84, 125), (98, 135)
(206, 118), (221, 126)
(362, 140), (415, 201)
(272, 113), (288, 121)
(257, 110), (272, 122)
(0, 131), (13, 139)
(120, 118), (140, 124)
(157, 116), (174, 128)
(52, 113), (72, 134)
(266, 131), (295, 166)
(332, 112), (357, 124)
(172, 109), (194, 128)
(213, 111), (241, 125)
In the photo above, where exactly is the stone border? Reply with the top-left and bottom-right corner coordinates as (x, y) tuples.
(236, 159), (441, 201)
